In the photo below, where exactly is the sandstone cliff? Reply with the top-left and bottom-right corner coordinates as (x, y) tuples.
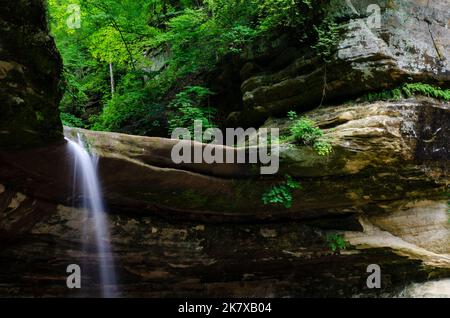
(0, 0), (449, 297)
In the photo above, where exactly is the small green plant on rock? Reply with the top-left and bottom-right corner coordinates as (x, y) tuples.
(262, 174), (301, 209)
(287, 110), (298, 120)
(403, 83), (450, 100)
(312, 14), (340, 62)
(290, 117), (323, 143)
(313, 140), (332, 156)
(290, 117), (332, 156)
(326, 234), (347, 254)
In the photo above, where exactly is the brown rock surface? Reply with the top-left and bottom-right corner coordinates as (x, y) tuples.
(0, 97), (448, 297)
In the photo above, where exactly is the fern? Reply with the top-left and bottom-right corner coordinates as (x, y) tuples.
(364, 83), (450, 102)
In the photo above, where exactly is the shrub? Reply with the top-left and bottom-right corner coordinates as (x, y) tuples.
(257, 0), (312, 32)
(167, 86), (217, 138)
(402, 83), (450, 101)
(91, 73), (166, 136)
(312, 14), (340, 61)
(314, 139), (333, 156)
(60, 112), (84, 128)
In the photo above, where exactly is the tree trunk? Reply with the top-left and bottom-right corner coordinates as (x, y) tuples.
(109, 62), (115, 97)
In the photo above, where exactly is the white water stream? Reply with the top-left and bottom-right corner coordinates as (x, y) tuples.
(66, 134), (119, 297)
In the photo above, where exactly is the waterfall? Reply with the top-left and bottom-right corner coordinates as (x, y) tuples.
(66, 133), (119, 298)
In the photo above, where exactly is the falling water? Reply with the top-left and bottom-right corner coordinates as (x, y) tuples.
(66, 133), (119, 297)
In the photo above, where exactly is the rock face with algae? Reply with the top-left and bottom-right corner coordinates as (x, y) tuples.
(0, 0), (63, 149)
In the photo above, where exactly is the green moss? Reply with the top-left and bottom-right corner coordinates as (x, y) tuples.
(179, 190), (209, 208)
(130, 180), (267, 214)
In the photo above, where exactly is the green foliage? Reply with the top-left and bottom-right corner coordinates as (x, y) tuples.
(312, 14), (340, 61)
(90, 72), (165, 135)
(257, 0), (312, 32)
(206, 0), (257, 27)
(158, 9), (215, 74)
(290, 117), (332, 156)
(326, 234), (347, 253)
(365, 88), (403, 102)
(48, 0), (338, 136)
(262, 174), (301, 209)
(290, 117), (323, 144)
(287, 110), (298, 120)
(60, 112), (84, 128)
(313, 139), (333, 156)
(167, 86), (216, 137)
(155, 2), (259, 76)
(364, 83), (450, 102)
(48, 0), (162, 132)
(220, 24), (258, 54)
(402, 83), (450, 100)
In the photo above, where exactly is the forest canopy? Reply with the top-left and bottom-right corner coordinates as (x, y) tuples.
(47, 0), (319, 136)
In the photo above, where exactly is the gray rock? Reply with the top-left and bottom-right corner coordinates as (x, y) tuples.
(237, 0), (450, 125)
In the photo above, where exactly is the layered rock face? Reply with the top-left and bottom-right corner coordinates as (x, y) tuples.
(0, 97), (449, 296)
(0, 0), (449, 297)
(229, 0), (450, 126)
(0, 202), (440, 297)
(0, 0), (63, 148)
(2, 98), (448, 222)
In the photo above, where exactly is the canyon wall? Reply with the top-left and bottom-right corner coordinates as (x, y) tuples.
(0, 0), (449, 297)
